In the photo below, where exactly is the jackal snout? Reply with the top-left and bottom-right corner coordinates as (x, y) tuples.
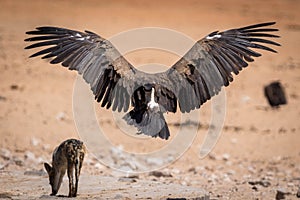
(44, 139), (86, 197)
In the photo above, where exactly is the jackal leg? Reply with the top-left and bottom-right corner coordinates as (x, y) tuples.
(73, 157), (83, 197)
(67, 164), (75, 197)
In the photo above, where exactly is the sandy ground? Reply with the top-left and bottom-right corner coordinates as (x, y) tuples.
(0, 0), (300, 199)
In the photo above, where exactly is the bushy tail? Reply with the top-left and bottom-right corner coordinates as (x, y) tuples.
(123, 107), (170, 140)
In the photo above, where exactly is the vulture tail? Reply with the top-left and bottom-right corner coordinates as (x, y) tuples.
(123, 106), (170, 140)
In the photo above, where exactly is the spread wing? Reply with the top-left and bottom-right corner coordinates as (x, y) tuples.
(25, 27), (136, 112)
(25, 22), (280, 115)
(166, 22), (280, 113)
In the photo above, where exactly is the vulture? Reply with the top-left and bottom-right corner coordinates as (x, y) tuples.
(25, 22), (280, 140)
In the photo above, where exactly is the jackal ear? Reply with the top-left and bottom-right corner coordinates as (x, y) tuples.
(44, 163), (52, 174)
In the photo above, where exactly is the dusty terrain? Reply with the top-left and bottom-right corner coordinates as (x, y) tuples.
(0, 0), (299, 199)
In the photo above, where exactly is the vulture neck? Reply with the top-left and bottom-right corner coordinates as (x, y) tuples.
(147, 87), (159, 110)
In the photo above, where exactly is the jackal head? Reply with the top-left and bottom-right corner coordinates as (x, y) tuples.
(44, 162), (59, 196)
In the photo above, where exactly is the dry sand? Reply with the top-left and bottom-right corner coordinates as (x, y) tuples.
(0, 0), (299, 199)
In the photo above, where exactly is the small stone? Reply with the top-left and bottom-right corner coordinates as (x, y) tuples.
(14, 158), (23, 166)
(24, 151), (36, 161)
(225, 161), (232, 166)
(0, 96), (7, 101)
(36, 156), (44, 164)
(230, 138), (237, 144)
(251, 186), (258, 191)
(84, 157), (94, 165)
(248, 180), (271, 187)
(114, 194), (123, 199)
(243, 174), (251, 180)
(0, 163), (5, 169)
(0, 148), (11, 160)
(223, 174), (231, 182)
(227, 169), (236, 175)
(149, 171), (172, 178)
(266, 171), (274, 176)
(297, 187), (300, 198)
(247, 166), (256, 173)
(278, 127), (287, 134)
(24, 169), (46, 176)
(208, 173), (218, 183)
(222, 153), (230, 161)
(30, 137), (40, 146)
(0, 192), (12, 199)
(208, 153), (216, 160)
(265, 175), (274, 181)
(250, 125), (258, 132)
(10, 84), (19, 90)
(94, 163), (105, 170)
(195, 166), (205, 171)
(241, 95), (251, 103)
(56, 111), (67, 121)
(261, 181), (271, 187)
(146, 157), (164, 166)
(42, 144), (50, 150)
(180, 181), (187, 186)
(287, 182), (294, 187)
(166, 155), (175, 163)
(276, 188), (288, 200)
(188, 167), (196, 173)
(264, 81), (287, 107)
(171, 168), (180, 174)
(273, 156), (282, 162)
(118, 177), (137, 183)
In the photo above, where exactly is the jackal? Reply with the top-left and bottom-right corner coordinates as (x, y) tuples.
(44, 139), (86, 197)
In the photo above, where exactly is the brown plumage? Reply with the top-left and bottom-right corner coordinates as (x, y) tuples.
(25, 22), (280, 140)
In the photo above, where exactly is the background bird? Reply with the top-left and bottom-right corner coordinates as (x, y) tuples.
(25, 22), (280, 140)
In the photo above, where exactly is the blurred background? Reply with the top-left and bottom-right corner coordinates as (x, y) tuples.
(0, 0), (299, 199)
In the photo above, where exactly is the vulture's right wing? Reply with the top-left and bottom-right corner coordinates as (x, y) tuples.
(25, 27), (137, 112)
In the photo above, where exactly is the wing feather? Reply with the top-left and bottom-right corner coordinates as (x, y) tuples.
(25, 23), (280, 115)
(25, 27), (135, 111)
(167, 22), (280, 113)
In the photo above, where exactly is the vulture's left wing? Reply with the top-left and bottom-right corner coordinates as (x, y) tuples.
(166, 22), (280, 113)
